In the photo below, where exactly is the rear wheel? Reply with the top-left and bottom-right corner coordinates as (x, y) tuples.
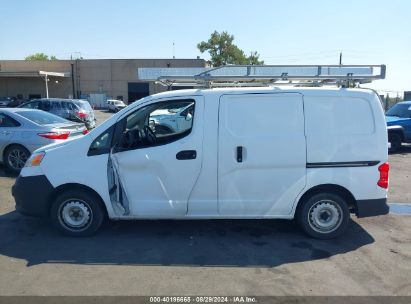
(388, 133), (401, 153)
(297, 192), (350, 239)
(4, 145), (30, 174)
(50, 189), (105, 237)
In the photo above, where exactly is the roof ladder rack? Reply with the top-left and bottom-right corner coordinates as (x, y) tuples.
(137, 64), (386, 88)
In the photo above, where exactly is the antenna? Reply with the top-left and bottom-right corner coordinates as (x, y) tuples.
(172, 42), (175, 59)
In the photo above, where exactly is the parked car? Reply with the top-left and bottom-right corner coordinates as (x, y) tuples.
(12, 87), (389, 238)
(107, 99), (126, 112)
(18, 98), (97, 130)
(386, 100), (411, 152)
(0, 108), (87, 174)
(0, 97), (19, 108)
(150, 102), (194, 134)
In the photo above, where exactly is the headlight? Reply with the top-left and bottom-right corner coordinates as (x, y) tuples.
(25, 151), (46, 167)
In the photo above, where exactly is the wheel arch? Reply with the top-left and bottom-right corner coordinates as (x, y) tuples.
(48, 183), (108, 219)
(388, 126), (405, 141)
(296, 184), (358, 215)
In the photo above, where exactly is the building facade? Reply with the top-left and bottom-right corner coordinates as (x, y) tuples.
(0, 58), (205, 104)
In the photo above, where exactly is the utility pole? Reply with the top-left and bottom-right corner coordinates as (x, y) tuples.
(71, 63), (75, 99)
(173, 42), (175, 59)
(339, 51), (343, 65)
(44, 76), (49, 98)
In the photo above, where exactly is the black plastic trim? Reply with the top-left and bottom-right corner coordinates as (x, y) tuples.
(12, 175), (54, 217)
(356, 198), (389, 218)
(307, 161), (380, 168)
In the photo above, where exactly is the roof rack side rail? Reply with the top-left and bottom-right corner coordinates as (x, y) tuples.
(137, 64), (386, 88)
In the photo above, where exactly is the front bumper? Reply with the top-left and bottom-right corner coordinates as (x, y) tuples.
(356, 198), (389, 218)
(12, 175), (54, 217)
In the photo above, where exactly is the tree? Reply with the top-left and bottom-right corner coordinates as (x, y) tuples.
(25, 53), (58, 61)
(197, 31), (264, 66)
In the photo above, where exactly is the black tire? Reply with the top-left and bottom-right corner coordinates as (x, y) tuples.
(4, 145), (30, 175)
(388, 133), (401, 153)
(50, 189), (105, 237)
(296, 192), (350, 239)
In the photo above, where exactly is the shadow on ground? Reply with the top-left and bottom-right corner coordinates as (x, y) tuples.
(0, 211), (374, 267)
(0, 165), (18, 179)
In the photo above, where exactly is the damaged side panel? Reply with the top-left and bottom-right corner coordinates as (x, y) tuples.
(107, 154), (130, 216)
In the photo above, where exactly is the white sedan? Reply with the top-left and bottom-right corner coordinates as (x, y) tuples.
(107, 100), (126, 112)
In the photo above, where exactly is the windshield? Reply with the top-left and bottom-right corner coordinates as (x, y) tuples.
(16, 110), (69, 125)
(386, 103), (411, 118)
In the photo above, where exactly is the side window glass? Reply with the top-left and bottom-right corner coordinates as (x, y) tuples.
(0, 113), (20, 127)
(62, 102), (73, 110)
(21, 101), (40, 109)
(42, 100), (51, 111)
(88, 126), (114, 156)
(117, 99), (195, 151)
(52, 102), (61, 110)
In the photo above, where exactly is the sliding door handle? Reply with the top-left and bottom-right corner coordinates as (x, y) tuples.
(237, 146), (243, 163)
(176, 150), (197, 160)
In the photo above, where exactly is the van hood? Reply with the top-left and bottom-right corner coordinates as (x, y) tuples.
(386, 115), (411, 125)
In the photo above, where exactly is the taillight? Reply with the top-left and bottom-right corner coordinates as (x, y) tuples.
(77, 110), (88, 119)
(377, 162), (390, 189)
(82, 129), (89, 135)
(38, 131), (70, 140)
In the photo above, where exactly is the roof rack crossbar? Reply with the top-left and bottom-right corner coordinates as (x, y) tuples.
(138, 64), (386, 88)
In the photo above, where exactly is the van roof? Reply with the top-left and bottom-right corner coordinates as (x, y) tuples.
(149, 86), (377, 100)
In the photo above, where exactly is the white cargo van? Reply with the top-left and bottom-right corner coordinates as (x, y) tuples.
(12, 65), (390, 239)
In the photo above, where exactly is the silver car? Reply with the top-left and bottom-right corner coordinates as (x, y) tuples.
(18, 98), (97, 130)
(0, 108), (87, 174)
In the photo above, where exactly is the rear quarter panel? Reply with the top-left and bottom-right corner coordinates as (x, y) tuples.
(300, 90), (388, 206)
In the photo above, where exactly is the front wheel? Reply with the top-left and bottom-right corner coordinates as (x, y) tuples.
(50, 189), (105, 237)
(297, 193), (350, 239)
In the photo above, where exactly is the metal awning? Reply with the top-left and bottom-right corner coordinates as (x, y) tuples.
(0, 71), (71, 98)
(0, 71), (70, 78)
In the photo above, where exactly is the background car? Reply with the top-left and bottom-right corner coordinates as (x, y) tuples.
(18, 98), (97, 130)
(386, 100), (411, 152)
(107, 99), (126, 112)
(0, 108), (88, 173)
(0, 97), (19, 108)
(150, 102), (194, 134)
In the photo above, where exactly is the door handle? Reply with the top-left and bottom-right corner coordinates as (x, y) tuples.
(237, 146), (243, 163)
(176, 150), (197, 160)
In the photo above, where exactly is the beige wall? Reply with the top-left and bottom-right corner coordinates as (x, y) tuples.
(0, 59), (205, 103)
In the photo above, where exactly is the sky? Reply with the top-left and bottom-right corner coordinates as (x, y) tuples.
(0, 0), (410, 93)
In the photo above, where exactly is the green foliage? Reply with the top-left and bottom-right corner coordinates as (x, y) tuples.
(25, 53), (58, 61)
(197, 31), (264, 66)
